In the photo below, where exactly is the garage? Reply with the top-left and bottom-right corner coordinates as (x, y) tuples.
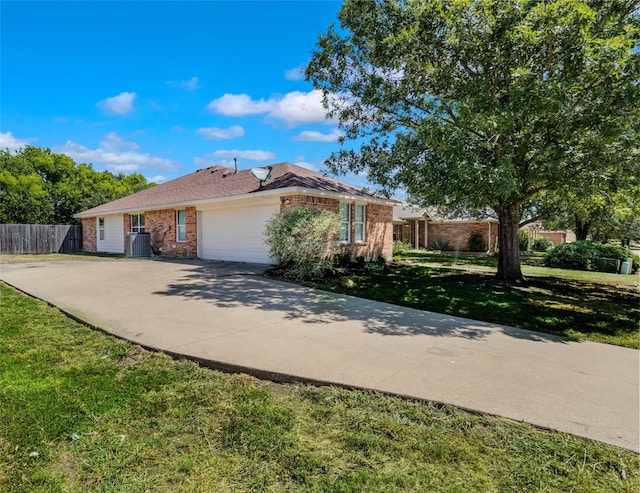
(198, 200), (280, 263)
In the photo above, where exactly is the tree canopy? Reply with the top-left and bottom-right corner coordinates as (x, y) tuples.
(0, 146), (154, 225)
(306, 0), (640, 281)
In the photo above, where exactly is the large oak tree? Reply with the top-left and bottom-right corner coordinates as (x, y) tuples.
(306, 0), (639, 281)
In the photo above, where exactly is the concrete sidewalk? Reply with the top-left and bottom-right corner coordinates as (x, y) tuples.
(1, 259), (638, 452)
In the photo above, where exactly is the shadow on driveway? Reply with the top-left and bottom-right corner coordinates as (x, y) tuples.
(152, 263), (569, 344)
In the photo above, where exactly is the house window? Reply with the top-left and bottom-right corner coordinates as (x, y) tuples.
(130, 213), (145, 233)
(354, 204), (365, 242)
(98, 217), (105, 241)
(176, 210), (186, 242)
(339, 203), (350, 242)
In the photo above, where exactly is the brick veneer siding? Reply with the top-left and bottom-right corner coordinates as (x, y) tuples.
(279, 194), (340, 214)
(538, 231), (566, 245)
(81, 218), (97, 252)
(141, 207), (197, 257)
(279, 194), (393, 261)
(428, 221), (495, 252)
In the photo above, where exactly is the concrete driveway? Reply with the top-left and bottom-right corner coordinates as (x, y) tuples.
(1, 258), (638, 452)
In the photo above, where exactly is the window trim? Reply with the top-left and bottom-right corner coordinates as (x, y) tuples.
(98, 217), (105, 242)
(354, 204), (366, 243)
(176, 209), (186, 243)
(339, 203), (351, 243)
(130, 213), (145, 233)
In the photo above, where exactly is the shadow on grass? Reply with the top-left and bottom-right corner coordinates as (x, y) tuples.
(151, 262), (570, 344)
(310, 265), (639, 347)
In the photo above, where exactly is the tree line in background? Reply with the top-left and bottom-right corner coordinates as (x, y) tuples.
(0, 146), (154, 225)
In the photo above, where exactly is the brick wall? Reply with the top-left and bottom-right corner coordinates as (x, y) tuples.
(81, 218), (96, 252)
(428, 222), (494, 252)
(143, 207), (197, 257)
(280, 194), (393, 261)
(348, 203), (394, 260)
(279, 194), (340, 214)
(538, 231), (566, 245)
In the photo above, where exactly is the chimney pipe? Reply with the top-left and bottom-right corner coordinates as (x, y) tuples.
(234, 157), (237, 174)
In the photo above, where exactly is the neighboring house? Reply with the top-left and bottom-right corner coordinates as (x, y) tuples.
(521, 223), (577, 245)
(75, 162), (398, 264)
(393, 205), (576, 252)
(393, 205), (499, 252)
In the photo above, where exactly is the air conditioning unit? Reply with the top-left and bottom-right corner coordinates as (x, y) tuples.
(125, 232), (151, 258)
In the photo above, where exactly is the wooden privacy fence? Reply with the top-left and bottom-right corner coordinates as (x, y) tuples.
(0, 224), (82, 254)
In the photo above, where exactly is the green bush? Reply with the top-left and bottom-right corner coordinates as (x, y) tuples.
(468, 231), (487, 252)
(392, 240), (413, 256)
(264, 206), (341, 280)
(430, 239), (451, 251)
(532, 237), (554, 252)
(545, 240), (639, 273)
(518, 231), (530, 251)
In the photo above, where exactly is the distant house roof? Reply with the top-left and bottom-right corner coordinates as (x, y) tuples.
(76, 162), (396, 217)
(393, 204), (498, 223)
(393, 205), (430, 222)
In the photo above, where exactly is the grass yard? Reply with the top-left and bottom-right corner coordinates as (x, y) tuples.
(0, 253), (125, 264)
(303, 253), (639, 349)
(400, 251), (640, 285)
(1, 282), (638, 492)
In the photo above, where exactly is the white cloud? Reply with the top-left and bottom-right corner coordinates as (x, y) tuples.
(100, 132), (140, 152)
(292, 128), (343, 142)
(205, 149), (276, 161)
(167, 76), (202, 91)
(207, 93), (271, 116)
(269, 90), (329, 125)
(207, 89), (332, 126)
(146, 175), (169, 184)
(54, 133), (179, 172)
(293, 160), (320, 172)
(196, 125), (245, 140)
(284, 65), (305, 81)
(97, 92), (137, 115)
(0, 131), (34, 152)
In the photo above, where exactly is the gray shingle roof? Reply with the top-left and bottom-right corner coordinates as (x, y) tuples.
(76, 162), (383, 217)
(393, 203), (498, 222)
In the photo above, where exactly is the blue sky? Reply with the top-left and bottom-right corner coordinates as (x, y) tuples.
(1, 0), (372, 187)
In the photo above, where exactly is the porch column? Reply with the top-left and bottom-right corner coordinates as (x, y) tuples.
(424, 220), (428, 249)
(414, 219), (419, 249)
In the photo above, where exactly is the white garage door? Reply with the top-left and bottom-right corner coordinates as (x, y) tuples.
(199, 202), (279, 263)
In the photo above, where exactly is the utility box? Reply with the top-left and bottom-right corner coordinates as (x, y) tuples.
(619, 258), (633, 275)
(595, 257), (620, 273)
(125, 232), (151, 258)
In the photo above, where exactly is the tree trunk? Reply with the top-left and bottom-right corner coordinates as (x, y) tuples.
(574, 216), (590, 241)
(497, 204), (524, 282)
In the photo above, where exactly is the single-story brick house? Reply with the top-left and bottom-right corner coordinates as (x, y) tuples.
(393, 204), (499, 252)
(520, 223), (577, 245)
(394, 205), (577, 252)
(75, 162), (398, 263)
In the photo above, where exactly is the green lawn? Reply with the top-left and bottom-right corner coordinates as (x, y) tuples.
(304, 253), (639, 349)
(400, 251), (639, 284)
(1, 282), (638, 492)
(0, 252), (125, 264)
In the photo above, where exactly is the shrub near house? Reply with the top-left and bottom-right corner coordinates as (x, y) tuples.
(545, 240), (639, 273)
(264, 206), (341, 280)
